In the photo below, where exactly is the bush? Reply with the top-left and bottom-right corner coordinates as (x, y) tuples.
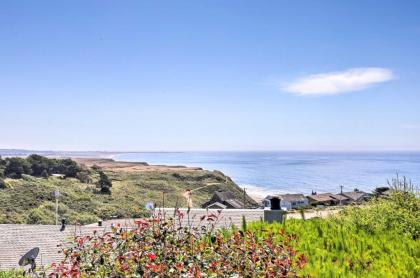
(76, 171), (92, 183)
(340, 185), (420, 239)
(4, 157), (31, 179)
(97, 171), (112, 194)
(48, 210), (306, 277)
(26, 207), (55, 224)
(0, 178), (6, 189)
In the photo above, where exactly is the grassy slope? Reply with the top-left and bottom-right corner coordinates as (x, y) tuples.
(249, 217), (420, 277)
(0, 167), (255, 225)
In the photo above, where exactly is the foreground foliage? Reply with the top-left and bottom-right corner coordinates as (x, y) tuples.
(249, 218), (419, 277)
(48, 210), (306, 277)
(341, 176), (420, 240)
(249, 186), (420, 277)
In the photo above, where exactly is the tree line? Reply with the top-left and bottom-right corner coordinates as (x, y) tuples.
(0, 154), (112, 194)
(0, 154), (81, 179)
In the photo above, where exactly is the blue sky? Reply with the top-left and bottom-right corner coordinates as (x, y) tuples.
(1, 1), (420, 151)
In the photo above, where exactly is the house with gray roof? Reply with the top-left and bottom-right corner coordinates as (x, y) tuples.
(341, 190), (370, 203)
(202, 191), (244, 209)
(307, 193), (338, 206)
(262, 194), (308, 210)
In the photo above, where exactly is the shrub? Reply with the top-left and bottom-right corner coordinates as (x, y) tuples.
(4, 157), (31, 179)
(340, 188), (420, 239)
(48, 210), (306, 277)
(97, 171), (112, 194)
(26, 207), (55, 224)
(0, 178), (6, 189)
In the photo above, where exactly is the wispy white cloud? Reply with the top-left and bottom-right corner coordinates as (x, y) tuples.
(401, 124), (420, 130)
(282, 67), (394, 96)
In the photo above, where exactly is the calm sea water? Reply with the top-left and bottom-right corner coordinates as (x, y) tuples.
(113, 152), (420, 197)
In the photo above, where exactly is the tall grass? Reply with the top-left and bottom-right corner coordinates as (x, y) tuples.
(249, 187), (420, 277)
(249, 218), (419, 277)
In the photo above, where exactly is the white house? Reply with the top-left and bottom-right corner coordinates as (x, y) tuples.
(262, 194), (308, 210)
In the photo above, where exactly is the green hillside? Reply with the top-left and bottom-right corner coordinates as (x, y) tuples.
(0, 158), (255, 225)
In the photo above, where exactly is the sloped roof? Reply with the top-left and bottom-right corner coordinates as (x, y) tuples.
(224, 199), (244, 209)
(330, 194), (349, 201)
(206, 202), (227, 209)
(278, 194), (307, 202)
(341, 191), (368, 201)
(0, 224), (101, 270)
(307, 193), (335, 202)
(214, 191), (235, 201)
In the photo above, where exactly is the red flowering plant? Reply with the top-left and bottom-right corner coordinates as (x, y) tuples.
(47, 209), (307, 277)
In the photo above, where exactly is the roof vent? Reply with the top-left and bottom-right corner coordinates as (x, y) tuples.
(60, 218), (66, 231)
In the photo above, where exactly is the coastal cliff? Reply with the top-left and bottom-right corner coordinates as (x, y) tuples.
(0, 158), (257, 224)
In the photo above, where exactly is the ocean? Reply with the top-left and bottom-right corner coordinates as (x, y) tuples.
(113, 152), (420, 198)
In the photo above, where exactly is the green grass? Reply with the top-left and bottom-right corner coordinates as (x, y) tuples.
(0, 270), (24, 278)
(0, 168), (252, 225)
(248, 202), (420, 277)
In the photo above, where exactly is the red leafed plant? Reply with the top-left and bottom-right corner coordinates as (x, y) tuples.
(48, 210), (307, 277)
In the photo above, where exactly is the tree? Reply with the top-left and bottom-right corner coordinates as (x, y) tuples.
(52, 159), (81, 178)
(41, 169), (49, 179)
(4, 157), (31, 179)
(97, 171), (112, 194)
(27, 154), (50, 177)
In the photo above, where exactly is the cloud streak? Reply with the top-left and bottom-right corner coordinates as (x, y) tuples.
(282, 68), (394, 96)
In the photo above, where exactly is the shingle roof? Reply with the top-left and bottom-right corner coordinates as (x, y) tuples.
(307, 193), (335, 202)
(85, 208), (264, 231)
(206, 202), (227, 209)
(330, 194), (349, 201)
(277, 194), (307, 202)
(224, 199), (244, 209)
(214, 191), (235, 201)
(0, 224), (104, 270)
(341, 191), (368, 201)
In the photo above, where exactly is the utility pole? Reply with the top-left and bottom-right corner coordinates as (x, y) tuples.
(243, 187), (246, 209)
(54, 189), (60, 225)
(339, 185), (344, 206)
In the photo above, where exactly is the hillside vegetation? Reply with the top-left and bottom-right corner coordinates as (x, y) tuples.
(249, 180), (420, 277)
(0, 157), (255, 225)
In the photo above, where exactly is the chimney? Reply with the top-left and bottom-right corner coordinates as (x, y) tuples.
(270, 197), (281, 210)
(264, 197), (285, 223)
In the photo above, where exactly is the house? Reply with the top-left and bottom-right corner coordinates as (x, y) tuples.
(202, 191), (244, 209)
(341, 190), (370, 203)
(330, 194), (350, 205)
(262, 195), (275, 208)
(373, 186), (391, 197)
(307, 193), (338, 206)
(279, 194), (308, 210)
(262, 194), (308, 210)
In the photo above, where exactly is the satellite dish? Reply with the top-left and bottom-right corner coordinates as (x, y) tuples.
(18, 247), (39, 272)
